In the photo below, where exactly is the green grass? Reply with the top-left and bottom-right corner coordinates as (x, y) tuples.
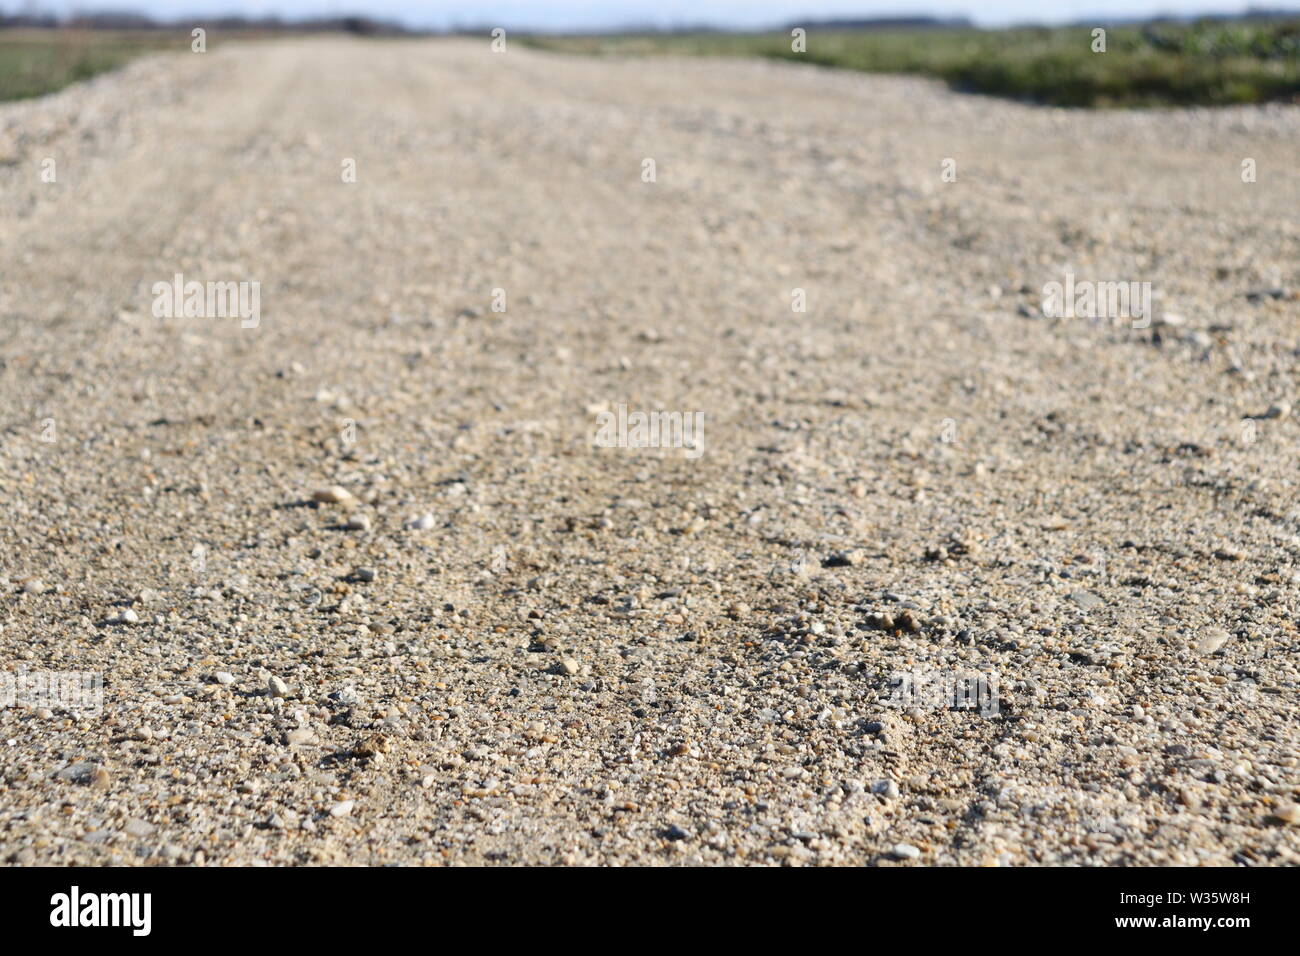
(523, 20), (1300, 108)
(4, 22), (1295, 108)
(0, 30), (182, 102)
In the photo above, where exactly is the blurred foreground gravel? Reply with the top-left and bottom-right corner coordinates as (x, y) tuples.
(0, 38), (1298, 865)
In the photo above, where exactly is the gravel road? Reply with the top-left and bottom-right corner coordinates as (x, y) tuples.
(1, 38), (1298, 866)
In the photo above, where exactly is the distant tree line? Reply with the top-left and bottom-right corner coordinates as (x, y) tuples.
(0, 10), (416, 34)
(781, 17), (973, 31)
(2, 5), (1297, 35)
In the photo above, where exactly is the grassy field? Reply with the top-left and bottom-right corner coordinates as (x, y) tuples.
(523, 20), (1300, 108)
(0, 30), (182, 102)
(4, 21), (1297, 108)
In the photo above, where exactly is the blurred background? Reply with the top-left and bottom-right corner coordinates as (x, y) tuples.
(1, 1), (1297, 106)
(10, 1), (1300, 30)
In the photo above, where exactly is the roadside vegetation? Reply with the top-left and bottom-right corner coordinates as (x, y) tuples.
(4, 19), (1296, 108)
(523, 19), (1300, 108)
(0, 30), (180, 102)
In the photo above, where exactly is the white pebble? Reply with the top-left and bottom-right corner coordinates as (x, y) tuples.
(312, 486), (354, 504)
(1272, 804), (1300, 825)
(1195, 629), (1230, 655)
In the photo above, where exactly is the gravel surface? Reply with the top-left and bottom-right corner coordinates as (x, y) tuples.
(1, 38), (1298, 866)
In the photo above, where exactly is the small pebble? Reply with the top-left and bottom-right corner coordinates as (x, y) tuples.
(823, 549), (865, 568)
(896, 609), (924, 633)
(1067, 590), (1105, 610)
(890, 843), (921, 860)
(1195, 629), (1230, 655)
(1272, 803), (1300, 825)
(123, 819), (155, 838)
(54, 760), (97, 782)
(312, 486), (354, 504)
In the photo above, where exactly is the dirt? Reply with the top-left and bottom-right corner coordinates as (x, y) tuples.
(0, 38), (1297, 866)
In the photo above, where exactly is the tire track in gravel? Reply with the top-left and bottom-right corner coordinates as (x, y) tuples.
(0, 44), (371, 664)
(0, 46), (308, 424)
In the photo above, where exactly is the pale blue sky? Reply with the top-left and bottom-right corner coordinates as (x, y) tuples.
(31, 0), (1296, 29)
